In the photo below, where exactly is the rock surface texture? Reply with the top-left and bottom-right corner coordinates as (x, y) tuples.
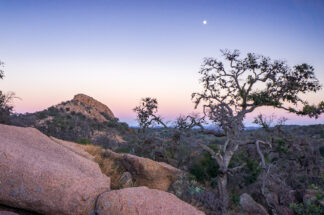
(53, 94), (115, 123)
(73, 93), (115, 120)
(50, 136), (95, 160)
(0, 212), (20, 215)
(103, 149), (182, 191)
(96, 186), (205, 215)
(240, 193), (269, 215)
(0, 124), (110, 215)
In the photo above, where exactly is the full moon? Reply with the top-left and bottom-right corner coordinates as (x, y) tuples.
(203, 20), (207, 25)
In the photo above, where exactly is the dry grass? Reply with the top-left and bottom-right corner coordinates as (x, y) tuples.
(84, 145), (127, 189)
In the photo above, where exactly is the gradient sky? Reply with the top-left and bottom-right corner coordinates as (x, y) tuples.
(1, 0), (324, 126)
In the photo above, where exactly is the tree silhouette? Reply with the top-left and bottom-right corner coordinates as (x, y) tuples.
(0, 61), (15, 124)
(133, 97), (167, 133)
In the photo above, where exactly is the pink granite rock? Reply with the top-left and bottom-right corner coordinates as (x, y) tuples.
(0, 124), (110, 215)
(96, 186), (205, 215)
(105, 149), (182, 191)
(240, 193), (269, 215)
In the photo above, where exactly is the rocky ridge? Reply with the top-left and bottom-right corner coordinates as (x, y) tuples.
(56, 93), (115, 122)
(10, 94), (130, 146)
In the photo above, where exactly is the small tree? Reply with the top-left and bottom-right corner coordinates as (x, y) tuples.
(0, 61), (15, 124)
(133, 97), (167, 133)
(192, 50), (324, 214)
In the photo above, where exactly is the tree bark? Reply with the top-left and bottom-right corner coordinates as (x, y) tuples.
(218, 173), (229, 215)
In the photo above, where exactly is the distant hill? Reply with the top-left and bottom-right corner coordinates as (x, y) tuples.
(10, 94), (135, 148)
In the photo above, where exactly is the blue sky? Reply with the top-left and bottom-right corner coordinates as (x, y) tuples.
(1, 0), (324, 125)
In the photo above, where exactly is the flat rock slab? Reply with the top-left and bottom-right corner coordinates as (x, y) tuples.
(96, 186), (205, 215)
(0, 124), (110, 215)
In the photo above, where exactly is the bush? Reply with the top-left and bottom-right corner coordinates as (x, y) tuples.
(118, 122), (129, 131)
(115, 146), (134, 154)
(37, 111), (47, 119)
(48, 107), (59, 116)
(189, 152), (219, 182)
(243, 157), (261, 185)
(275, 138), (288, 154)
(105, 119), (119, 128)
(231, 151), (261, 185)
(290, 201), (324, 215)
(290, 185), (324, 215)
(78, 138), (91, 145)
(230, 191), (240, 205)
(319, 146), (324, 158)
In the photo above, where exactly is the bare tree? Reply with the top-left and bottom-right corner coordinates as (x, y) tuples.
(192, 50), (324, 214)
(133, 97), (167, 133)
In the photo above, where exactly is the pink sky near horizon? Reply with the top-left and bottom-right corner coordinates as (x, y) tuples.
(2, 54), (323, 126)
(1, 0), (324, 126)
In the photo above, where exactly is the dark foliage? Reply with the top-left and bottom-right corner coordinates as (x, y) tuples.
(133, 97), (167, 133)
(0, 61), (14, 124)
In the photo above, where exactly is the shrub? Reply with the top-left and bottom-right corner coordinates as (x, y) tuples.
(76, 112), (86, 120)
(290, 185), (324, 215)
(290, 201), (324, 215)
(189, 152), (219, 182)
(319, 146), (324, 158)
(48, 107), (59, 116)
(275, 138), (288, 154)
(78, 138), (91, 145)
(118, 122), (129, 131)
(230, 191), (240, 205)
(243, 157), (261, 185)
(115, 146), (134, 154)
(37, 111), (47, 119)
(105, 119), (119, 128)
(230, 151), (261, 185)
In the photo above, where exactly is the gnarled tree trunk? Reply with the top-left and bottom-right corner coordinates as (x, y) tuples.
(217, 172), (229, 215)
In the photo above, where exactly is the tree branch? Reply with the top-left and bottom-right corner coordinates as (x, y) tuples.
(198, 142), (223, 165)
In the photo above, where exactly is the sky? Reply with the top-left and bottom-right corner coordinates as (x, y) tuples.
(0, 0), (324, 126)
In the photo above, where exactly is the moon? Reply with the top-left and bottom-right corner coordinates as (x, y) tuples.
(203, 20), (207, 25)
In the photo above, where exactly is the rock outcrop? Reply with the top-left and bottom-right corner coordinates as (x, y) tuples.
(120, 152), (182, 191)
(73, 93), (115, 119)
(53, 94), (115, 123)
(240, 193), (269, 215)
(96, 186), (205, 215)
(94, 148), (182, 191)
(0, 124), (204, 215)
(0, 124), (110, 215)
